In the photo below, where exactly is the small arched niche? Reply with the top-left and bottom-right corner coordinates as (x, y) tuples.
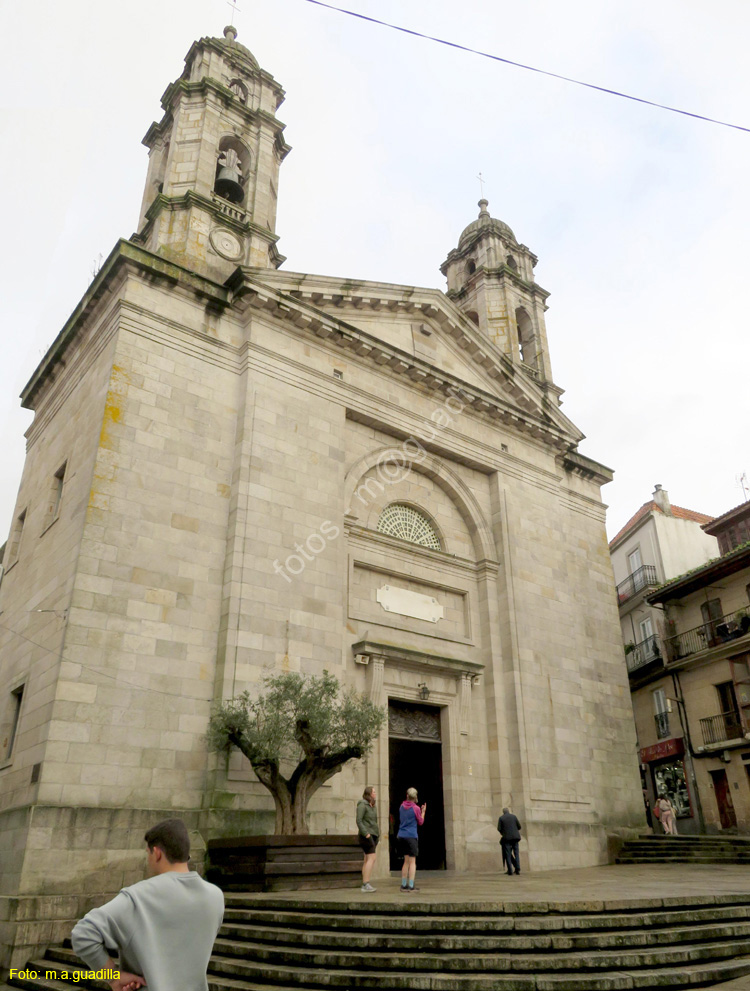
(465, 259), (476, 277)
(466, 310), (480, 327)
(506, 255), (518, 271)
(229, 78), (248, 104)
(515, 306), (536, 368)
(214, 135), (252, 206)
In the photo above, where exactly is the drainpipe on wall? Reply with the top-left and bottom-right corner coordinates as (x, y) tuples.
(671, 669), (706, 834)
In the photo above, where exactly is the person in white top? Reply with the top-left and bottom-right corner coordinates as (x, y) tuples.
(72, 818), (224, 991)
(655, 794), (678, 835)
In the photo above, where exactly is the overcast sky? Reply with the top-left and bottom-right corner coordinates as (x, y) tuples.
(1, 0), (748, 548)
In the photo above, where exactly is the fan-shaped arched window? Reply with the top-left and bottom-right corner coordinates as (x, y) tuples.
(376, 504), (441, 550)
(229, 79), (248, 103)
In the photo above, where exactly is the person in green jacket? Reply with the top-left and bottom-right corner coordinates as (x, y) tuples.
(356, 786), (380, 892)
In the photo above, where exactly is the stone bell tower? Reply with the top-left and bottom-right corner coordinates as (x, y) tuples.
(132, 25), (291, 280)
(441, 200), (555, 387)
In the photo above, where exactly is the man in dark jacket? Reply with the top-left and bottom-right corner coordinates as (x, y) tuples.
(497, 807), (522, 875)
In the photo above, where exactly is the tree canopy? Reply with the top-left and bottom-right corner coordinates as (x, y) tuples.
(208, 670), (386, 833)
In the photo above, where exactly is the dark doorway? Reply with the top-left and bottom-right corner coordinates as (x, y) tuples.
(710, 768), (737, 830)
(388, 701), (446, 870)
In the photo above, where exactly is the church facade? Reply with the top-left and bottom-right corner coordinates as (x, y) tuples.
(0, 27), (643, 966)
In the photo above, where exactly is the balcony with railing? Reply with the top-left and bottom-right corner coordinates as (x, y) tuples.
(664, 606), (750, 662)
(699, 710), (744, 746)
(616, 565), (659, 605)
(211, 192), (246, 222)
(626, 633), (662, 674)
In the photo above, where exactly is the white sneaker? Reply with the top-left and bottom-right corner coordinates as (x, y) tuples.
(361, 882), (376, 892)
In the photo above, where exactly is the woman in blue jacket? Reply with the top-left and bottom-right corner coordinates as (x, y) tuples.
(397, 787), (426, 892)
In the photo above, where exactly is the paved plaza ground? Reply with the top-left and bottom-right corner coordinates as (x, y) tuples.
(239, 862), (750, 989)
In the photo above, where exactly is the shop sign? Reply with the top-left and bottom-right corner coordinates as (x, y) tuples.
(640, 738), (685, 763)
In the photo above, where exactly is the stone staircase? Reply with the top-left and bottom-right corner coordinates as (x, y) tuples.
(617, 834), (750, 864)
(8, 890), (750, 990)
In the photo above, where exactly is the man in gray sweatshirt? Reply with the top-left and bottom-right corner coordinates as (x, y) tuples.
(72, 818), (224, 991)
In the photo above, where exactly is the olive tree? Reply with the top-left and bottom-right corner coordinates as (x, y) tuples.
(207, 670), (386, 834)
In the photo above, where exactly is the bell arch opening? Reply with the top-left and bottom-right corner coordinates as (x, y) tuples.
(515, 306), (536, 368)
(214, 136), (252, 205)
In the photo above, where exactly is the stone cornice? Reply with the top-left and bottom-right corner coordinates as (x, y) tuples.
(447, 267), (550, 304)
(21, 240), (229, 410)
(145, 77), (291, 158)
(351, 639), (484, 676)
(560, 450), (614, 486)
(346, 526), (496, 577)
(135, 190), (285, 243)
(441, 237), (539, 270)
(226, 270), (583, 451)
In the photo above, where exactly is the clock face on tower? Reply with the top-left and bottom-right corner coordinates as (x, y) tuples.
(209, 228), (243, 261)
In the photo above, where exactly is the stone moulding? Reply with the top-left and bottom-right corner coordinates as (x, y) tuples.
(350, 639), (484, 678)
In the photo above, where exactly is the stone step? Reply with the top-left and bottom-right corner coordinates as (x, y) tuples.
(215, 917), (750, 952)
(9, 892), (750, 991)
(624, 844), (750, 852)
(620, 849), (750, 855)
(204, 953), (750, 990)
(7, 978), (296, 991)
(222, 890), (746, 911)
(617, 836), (750, 866)
(616, 857), (750, 864)
(209, 932), (750, 974)
(222, 900), (750, 933)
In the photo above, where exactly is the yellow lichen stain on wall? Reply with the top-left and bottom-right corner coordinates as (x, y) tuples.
(89, 365), (130, 508)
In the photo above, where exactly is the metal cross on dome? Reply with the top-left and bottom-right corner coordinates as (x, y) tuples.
(477, 172), (486, 198)
(226, 0), (242, 25)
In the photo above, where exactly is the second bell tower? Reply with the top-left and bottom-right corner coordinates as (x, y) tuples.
(133, 25), (291, 280)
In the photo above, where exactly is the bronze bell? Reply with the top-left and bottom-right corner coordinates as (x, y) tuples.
(215, 166), (244, 204)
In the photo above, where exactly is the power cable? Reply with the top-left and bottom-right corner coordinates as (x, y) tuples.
(0, 618), (212, 703)
(301, 0), (750, 134)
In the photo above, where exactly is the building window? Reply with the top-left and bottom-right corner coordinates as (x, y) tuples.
(716, 681), (742, 740)
(639, 616), (654, 642)
(2, 684), (25, 761)
(628, 547), (642, 574)
(44, 462), (67, 531)
(701, 598), (724, 646)
(53, 463), (66, 517)
(721, 519), (750, 554)
(653, 688), (670, 739)
(7, 509), (27, 566)
(376, 504), (441, 551)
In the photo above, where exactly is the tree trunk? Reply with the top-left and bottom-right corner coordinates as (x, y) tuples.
(231, 730), (363, 834)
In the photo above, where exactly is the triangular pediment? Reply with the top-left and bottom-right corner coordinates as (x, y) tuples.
(226, 267), (584, 448)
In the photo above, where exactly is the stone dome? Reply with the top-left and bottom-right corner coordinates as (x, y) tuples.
(458, 199), (515, 250)
(210, 25), (260, 70)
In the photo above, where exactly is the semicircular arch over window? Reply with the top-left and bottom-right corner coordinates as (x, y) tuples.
(376, 503), (442, 550)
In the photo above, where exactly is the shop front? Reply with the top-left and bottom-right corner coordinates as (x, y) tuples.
(640, 738), (697, 833)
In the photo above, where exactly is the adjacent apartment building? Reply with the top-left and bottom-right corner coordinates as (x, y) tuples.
(646, 499), (750, 833)
(610, 486), (717, 832)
